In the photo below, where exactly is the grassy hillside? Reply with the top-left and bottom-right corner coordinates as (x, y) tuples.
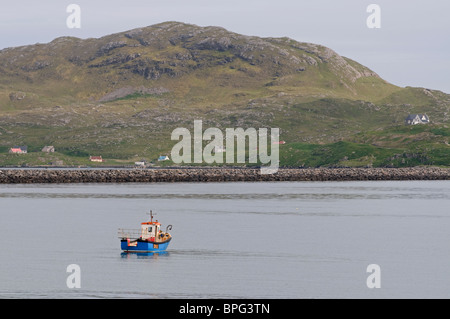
(0, 22), (449, 167)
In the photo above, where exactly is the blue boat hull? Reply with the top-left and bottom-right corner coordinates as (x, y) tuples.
(121, 239), (171, 252)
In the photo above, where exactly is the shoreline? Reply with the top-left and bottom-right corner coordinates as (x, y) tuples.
(0, 167), (449, 183)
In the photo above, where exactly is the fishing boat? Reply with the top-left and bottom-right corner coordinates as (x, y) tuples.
(118, 211), (173, 253)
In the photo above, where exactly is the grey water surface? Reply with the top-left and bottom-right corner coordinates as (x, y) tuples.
(0, 181), (449, 298)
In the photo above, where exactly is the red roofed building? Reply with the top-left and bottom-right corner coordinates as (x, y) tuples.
(89, 156), (103, 162)
(9, 146), (27, 154)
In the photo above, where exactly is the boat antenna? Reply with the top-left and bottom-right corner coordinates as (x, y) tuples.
(148, 210), (155, 223)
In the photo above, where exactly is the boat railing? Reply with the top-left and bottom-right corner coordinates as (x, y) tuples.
(117, 228), (142, 239)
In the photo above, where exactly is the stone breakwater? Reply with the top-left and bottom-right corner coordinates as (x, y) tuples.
(0, 167), (449, 183)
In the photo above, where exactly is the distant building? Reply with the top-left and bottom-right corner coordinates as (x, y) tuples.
(405, 114), (430, 125)
(214, 146), (226, 153)
(42, 146), (55, 153)
(135, 160), (147, 167)
(158, 155), (169, 161)
(9, 146), (27, 154)
(89, 156), (103, 162)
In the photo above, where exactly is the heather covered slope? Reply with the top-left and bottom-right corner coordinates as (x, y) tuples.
(0, 21), (449, 167)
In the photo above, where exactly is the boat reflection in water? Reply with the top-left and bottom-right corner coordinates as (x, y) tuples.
(120, 251), (170, 259)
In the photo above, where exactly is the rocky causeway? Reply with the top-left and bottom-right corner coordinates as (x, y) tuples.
(0, 167), (449, 183)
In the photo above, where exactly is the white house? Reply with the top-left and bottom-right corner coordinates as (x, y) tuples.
(89, 156), (103, 162)
(135, 160), (146, 167)
(42, 146), (55, 153)
(214, 146), (226, 153)
(405, 114), (430, 125)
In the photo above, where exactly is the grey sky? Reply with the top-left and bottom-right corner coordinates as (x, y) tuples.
(1, 0), (449, 93)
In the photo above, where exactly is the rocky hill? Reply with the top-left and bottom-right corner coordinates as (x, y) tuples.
(0, 21), (449, 167)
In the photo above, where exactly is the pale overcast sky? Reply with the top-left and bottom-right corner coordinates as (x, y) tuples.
(1, 0), (449, 93)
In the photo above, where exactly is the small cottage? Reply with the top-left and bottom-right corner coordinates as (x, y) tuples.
(214, 146), (226, 153)
(42, 146), (55, 153)
(9, 146), (27, 154)
(89, 156), (103, 162)
(135, 160), (147, 167)
(405, 114), (430, 125)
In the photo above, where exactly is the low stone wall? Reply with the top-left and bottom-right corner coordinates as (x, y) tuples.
(0, 167), (449, 183)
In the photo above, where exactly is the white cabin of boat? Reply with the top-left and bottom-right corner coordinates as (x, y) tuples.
(139, 212), (171, 243)
(140, 220), (161, 240)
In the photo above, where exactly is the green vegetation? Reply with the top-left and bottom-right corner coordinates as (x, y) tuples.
(278, 140), (447, 168)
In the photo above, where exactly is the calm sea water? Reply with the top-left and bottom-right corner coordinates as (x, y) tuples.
(0, 181), (449, 299)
